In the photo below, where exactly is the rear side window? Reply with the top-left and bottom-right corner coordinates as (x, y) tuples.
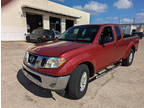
(114, 26), (121, 40)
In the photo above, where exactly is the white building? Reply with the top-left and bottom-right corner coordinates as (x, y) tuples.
(2, 0), (90, 41)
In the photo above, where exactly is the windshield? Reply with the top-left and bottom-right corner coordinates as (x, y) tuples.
(58, 25), (100, 43)
(31, 29), (44, 35)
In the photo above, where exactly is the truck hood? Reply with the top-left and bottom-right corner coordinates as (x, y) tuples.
(28, 41), (89, 57)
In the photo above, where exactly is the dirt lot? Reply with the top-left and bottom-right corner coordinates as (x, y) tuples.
(1, 40), (144, 108)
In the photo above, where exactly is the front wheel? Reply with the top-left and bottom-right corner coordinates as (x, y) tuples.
(122, 49), (134, 66)
(26, 36), (30, 42)
(66, 64), (89, 99)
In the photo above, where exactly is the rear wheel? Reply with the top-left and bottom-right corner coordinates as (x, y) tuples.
(67, 64), (89, 99)
(122, 49), (134, 66)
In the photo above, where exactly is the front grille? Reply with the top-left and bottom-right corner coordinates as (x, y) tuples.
(28, 53), (38, 65)
(25, 52), (48, 68)
(41, 58), (47, 67)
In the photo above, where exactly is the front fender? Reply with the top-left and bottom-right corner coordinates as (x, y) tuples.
(59, 53), (95, 76)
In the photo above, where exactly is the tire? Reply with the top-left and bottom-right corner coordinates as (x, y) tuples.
(37, 38), (42, 43)
(122, 49), (134, 66)
(26, 36), (30, 42)
(67, 64), (89, 99)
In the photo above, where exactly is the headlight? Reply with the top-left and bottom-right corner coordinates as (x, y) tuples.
(44, 57), (66, 68)
(24, 52), (29, 61)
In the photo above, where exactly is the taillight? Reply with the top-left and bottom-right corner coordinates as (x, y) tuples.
(42, 35), (46, 38)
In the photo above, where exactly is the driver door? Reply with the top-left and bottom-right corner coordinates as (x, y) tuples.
(95, 26), (117, 70)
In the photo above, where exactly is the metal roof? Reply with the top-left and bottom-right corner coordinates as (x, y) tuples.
(22, 5), (80, 19)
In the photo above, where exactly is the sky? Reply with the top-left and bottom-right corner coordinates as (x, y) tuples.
(50, 0), (144, 24)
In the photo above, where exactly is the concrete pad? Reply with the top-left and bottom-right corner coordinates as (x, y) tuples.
(2, 40), (144, 108)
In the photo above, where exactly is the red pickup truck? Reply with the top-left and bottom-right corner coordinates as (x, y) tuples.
(22, 24), (139, 99)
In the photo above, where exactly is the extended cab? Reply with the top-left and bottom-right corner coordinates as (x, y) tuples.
(22, 24), (139, 99)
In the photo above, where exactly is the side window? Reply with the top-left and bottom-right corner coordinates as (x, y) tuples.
(45, 30), (54, 36)
(114, 26), (121, 40)
(99, 26), (114, 44)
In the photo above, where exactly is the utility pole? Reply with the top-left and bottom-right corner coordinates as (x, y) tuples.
(133, 18), (135, 24)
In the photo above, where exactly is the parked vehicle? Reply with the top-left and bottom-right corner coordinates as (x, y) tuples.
(26, 29), (61, 43)
(119, 24), (135, 35)
(53, 30), (61, 38)
(132, 32), (144, 39)
(22, 24), (139, 99)
(25, 33), (30, 42)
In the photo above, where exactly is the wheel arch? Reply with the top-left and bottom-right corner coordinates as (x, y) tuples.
(79, 61), (95, 78)
(123, 42), (136, 59)
(63, 53), (96, 77)
(131, 45), (136, 53)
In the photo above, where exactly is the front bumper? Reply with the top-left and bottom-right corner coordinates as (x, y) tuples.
(22, 64), (70, 90)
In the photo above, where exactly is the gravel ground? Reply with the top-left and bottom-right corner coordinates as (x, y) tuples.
(1, 39), (144, 108)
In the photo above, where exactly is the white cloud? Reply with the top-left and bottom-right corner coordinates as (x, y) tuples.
(73, 5), (83, 10)
(105, 17), (111, 20)
(51, 0), (64, 2)
(114, 0), (133, 9)
(58, 0), (64, 2)
(73, 1), (108, 15)
(120, 18), (133, 23)
(104, 21), (110, 24)
(136, 12), (144, 18)
(113, 17), (119, 20)
(96, 18), (103, 21)
(141, 9), (144, 11)
(105, 17), (119, 20)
